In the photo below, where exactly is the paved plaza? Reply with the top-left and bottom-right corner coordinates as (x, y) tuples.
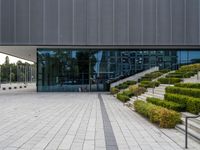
(0, 88), (199, 150)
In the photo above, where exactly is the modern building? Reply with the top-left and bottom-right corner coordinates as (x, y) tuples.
(0, 0), (200, 92)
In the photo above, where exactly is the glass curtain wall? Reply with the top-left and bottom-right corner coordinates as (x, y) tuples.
(37, 49), (200, 92)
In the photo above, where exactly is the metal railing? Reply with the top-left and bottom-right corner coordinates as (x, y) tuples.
(185, 114), (200, 149)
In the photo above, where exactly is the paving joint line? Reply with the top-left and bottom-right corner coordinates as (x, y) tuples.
(98, 93), (118, 150)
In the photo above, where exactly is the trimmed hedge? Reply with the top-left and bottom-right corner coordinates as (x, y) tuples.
(179, 63), (200, 72)
(120, 86), (147, 98)
(110, 87), (120, 94)
(140, 71), (163, 81)
(175, 83), (200, 89)
(139, 81), (160, 88)
(164, 93), (200, 114)
(122, 89), (134, 98)
(115, 83), (129, 90)
(146, 97), (185, 111)
(134, 100), (181, 128)
(159, 69), (170, 73)
(126, 80), (137, 85)
(115, 80), (137, 90)
(166, 71), (196, 79)
(129, 85), (147, 96)
(117, 93), (129, 103)
(158, 78), (181, 84)
(166, 86), (200, 98)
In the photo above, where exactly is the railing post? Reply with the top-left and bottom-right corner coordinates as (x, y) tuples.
(185, 117), (188, 149)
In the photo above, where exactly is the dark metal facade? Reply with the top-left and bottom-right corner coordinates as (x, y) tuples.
(0, 0), (199, 45)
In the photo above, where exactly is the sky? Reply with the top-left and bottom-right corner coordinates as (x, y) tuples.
(0, 53), (33, 64)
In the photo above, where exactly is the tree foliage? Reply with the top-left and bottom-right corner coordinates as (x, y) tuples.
(0, 56), (35, 83)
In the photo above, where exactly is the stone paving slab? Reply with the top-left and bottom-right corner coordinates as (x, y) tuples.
(0, 89), (199, 150)
(101, 94), (200, 150)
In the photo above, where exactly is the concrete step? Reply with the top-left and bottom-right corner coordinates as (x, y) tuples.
(130, 97), (137, 101)
(154, 87), (166, 92)
(147, 88), (165, 93)
(176, 124), (200, 143)
(184, 79), (200, 83)
(143, 93), (153, 98)
(182, 112), (200, 125)
(137, 95), (147, 101)
(147, 89), (165, 94)
(181, 118), (200, 134)
(153, 89), (165, 94)
(145, 92), (164, 99)
(159, 84), (173, 87)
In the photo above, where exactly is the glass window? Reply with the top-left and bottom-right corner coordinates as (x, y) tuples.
(37, 49), (200, 92)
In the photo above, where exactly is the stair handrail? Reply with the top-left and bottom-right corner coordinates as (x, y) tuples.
(185, 114), (200, 149)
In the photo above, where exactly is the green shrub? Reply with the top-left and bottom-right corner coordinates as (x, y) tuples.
(164, 93), (200, 114)
(158, 78), (181, 84)
(159, 69), (170, 73)
(166, 71), (196, 78)
(146, 97), (185, 111)
(134, 100), (181, 128)
(166, 86), (200, 98)
(122, 89), (134, 98)
(166, 73), (183, 78)
(179, 63), (200, 72)
(140, 71), (164, 81)
(110, 87), (120, 94)
(116, 83), (129, 89)
(139, 81), (160, 88)
(175, 83), (200, 89)
(117, 93), (129, 102)
(125, 80), (137, 85)
(158, 108), (182, 128)
(129, 85), (147, 96)
(115, 80), (137, 90)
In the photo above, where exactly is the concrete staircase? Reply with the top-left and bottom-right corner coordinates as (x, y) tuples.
(129, 71), (200, 105)
(183, 71), (200, 83)
(128, 71), (200, 143)
(176, 72), (200, 143)
(176, 112), (200, 143)
(128, 71), (174, 104)
(129, 84), (171, 104)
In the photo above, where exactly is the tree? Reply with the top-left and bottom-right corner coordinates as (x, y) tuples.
(0, 56), (34, 83)
(5, 56), (10, 65)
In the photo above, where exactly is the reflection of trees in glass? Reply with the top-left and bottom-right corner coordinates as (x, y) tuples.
(77, 51), (89, 84)
(76, 51), (97, 84)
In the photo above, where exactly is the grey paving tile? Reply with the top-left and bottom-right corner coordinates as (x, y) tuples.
(0, 91), (198, 150)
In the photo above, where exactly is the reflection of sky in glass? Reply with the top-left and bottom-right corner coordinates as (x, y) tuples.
(72, 51), (76, 58)
(178, 51), (200, 64)
(94, 51), (103, 75)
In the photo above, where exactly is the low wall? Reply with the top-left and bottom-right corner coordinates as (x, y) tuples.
(0, 83), (36, 91)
